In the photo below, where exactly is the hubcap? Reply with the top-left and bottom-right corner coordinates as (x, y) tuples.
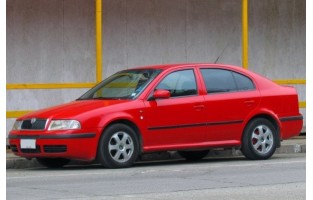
(108, 131), (134, 163)
(251, 125), (274, 154)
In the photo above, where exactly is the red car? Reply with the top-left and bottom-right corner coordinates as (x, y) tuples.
(9, 64), (303, 168)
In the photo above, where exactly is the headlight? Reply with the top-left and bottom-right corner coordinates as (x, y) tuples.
(48, 120), (81, 130)
(12, 120), (23, 130)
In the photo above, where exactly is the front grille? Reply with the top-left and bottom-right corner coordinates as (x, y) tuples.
(21, 119), (47, 130)
(10, 145), (18, 153)
(44, 145), (67, 153)
(20, 145), (41, 153)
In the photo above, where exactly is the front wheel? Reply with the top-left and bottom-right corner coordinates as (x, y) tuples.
(36, 158), (70, 168)
(97, 123), (139, 168)
(241, 118), (277, 160)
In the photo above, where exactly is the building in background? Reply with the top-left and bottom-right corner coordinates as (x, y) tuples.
(6, 0), (306, 141)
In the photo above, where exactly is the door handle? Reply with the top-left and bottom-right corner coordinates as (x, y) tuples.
(193, 105), (205, 109)
(244, 100), (255, 106)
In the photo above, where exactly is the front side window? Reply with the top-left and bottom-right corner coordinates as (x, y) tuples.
(156, 69), (197, 97)
(79, 69), (161, 100)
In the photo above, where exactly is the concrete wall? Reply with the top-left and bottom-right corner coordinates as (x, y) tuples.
(102, 0), (242, 76)
(6, 0), (95, 137)
(7, 0), (95, 83)
(249, 0), (305, 79)
(249, 0), (306, 127)
(6, 0), (306, 138)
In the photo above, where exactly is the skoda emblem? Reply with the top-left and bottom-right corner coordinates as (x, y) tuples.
(30, 118), (37, 124)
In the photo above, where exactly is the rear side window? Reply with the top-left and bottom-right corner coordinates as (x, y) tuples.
(200, 68), (255, 94)
(200, 69), (237, 93)
(156, 69), (197, 97)
(233, 72), (255, 91)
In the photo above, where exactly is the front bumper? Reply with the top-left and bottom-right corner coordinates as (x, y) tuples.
(8, 130), (100, 161)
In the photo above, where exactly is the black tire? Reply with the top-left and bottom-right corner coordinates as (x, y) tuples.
(241, 118), (277, 160)
(97, 123), (139, 168)
(36, 158), (70, 168)
(178, 150), (209, 161)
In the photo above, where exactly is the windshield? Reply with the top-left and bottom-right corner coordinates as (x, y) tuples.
(78, 69), (162, 100)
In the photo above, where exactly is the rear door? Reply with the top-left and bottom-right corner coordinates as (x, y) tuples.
(199, 68), (260, 142)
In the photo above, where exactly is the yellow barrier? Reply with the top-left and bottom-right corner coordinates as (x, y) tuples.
(299, 101), (306, 108)
(5, 79), (306, 118)
(6, 110), (32, 119)
(6, 83), (96, 90)
(6, 79), (306, 90)
(273, 79), (306, 85)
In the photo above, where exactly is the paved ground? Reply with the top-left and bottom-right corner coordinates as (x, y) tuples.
(7, 153), (305, 200)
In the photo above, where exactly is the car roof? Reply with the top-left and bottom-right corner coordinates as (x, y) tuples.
(133, 63), (247, 72)
(132, 63), (276, 87)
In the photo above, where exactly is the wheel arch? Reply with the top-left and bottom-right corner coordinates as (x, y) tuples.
(100, 119), (144, 153)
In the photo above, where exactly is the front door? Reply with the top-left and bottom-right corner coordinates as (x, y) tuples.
(143, 69), (207, 151)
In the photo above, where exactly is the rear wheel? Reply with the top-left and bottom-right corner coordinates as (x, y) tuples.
(241, 118), (277, 160)
(36, 158), (70, 168)
(178, 150), (209, 161)
(97, 123), (139, 168)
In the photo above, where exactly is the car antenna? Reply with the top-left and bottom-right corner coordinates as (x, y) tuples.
(214, 26), (236, 64)
(214, 41), (228, 64)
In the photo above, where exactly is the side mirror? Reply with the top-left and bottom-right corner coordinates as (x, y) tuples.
(153, 89), (170, 99)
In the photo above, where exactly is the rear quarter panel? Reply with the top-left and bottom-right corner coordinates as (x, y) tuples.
(255, 76), (303, 140)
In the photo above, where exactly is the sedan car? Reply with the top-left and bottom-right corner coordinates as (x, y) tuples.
(9, 64), (303, 168)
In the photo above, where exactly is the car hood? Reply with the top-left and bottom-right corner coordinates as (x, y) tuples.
(19, 100), (131, 120)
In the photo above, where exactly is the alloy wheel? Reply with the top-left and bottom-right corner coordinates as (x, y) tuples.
(251, 125), (274, 154)
(108, 131), (134, 163)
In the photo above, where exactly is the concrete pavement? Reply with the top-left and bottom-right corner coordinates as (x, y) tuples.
(7, 153), (305, 200)
(6, 136), (306, 169)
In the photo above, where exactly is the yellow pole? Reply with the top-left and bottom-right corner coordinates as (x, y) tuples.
(96, 0), (103, 82)
(242, 0), (249, 69)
